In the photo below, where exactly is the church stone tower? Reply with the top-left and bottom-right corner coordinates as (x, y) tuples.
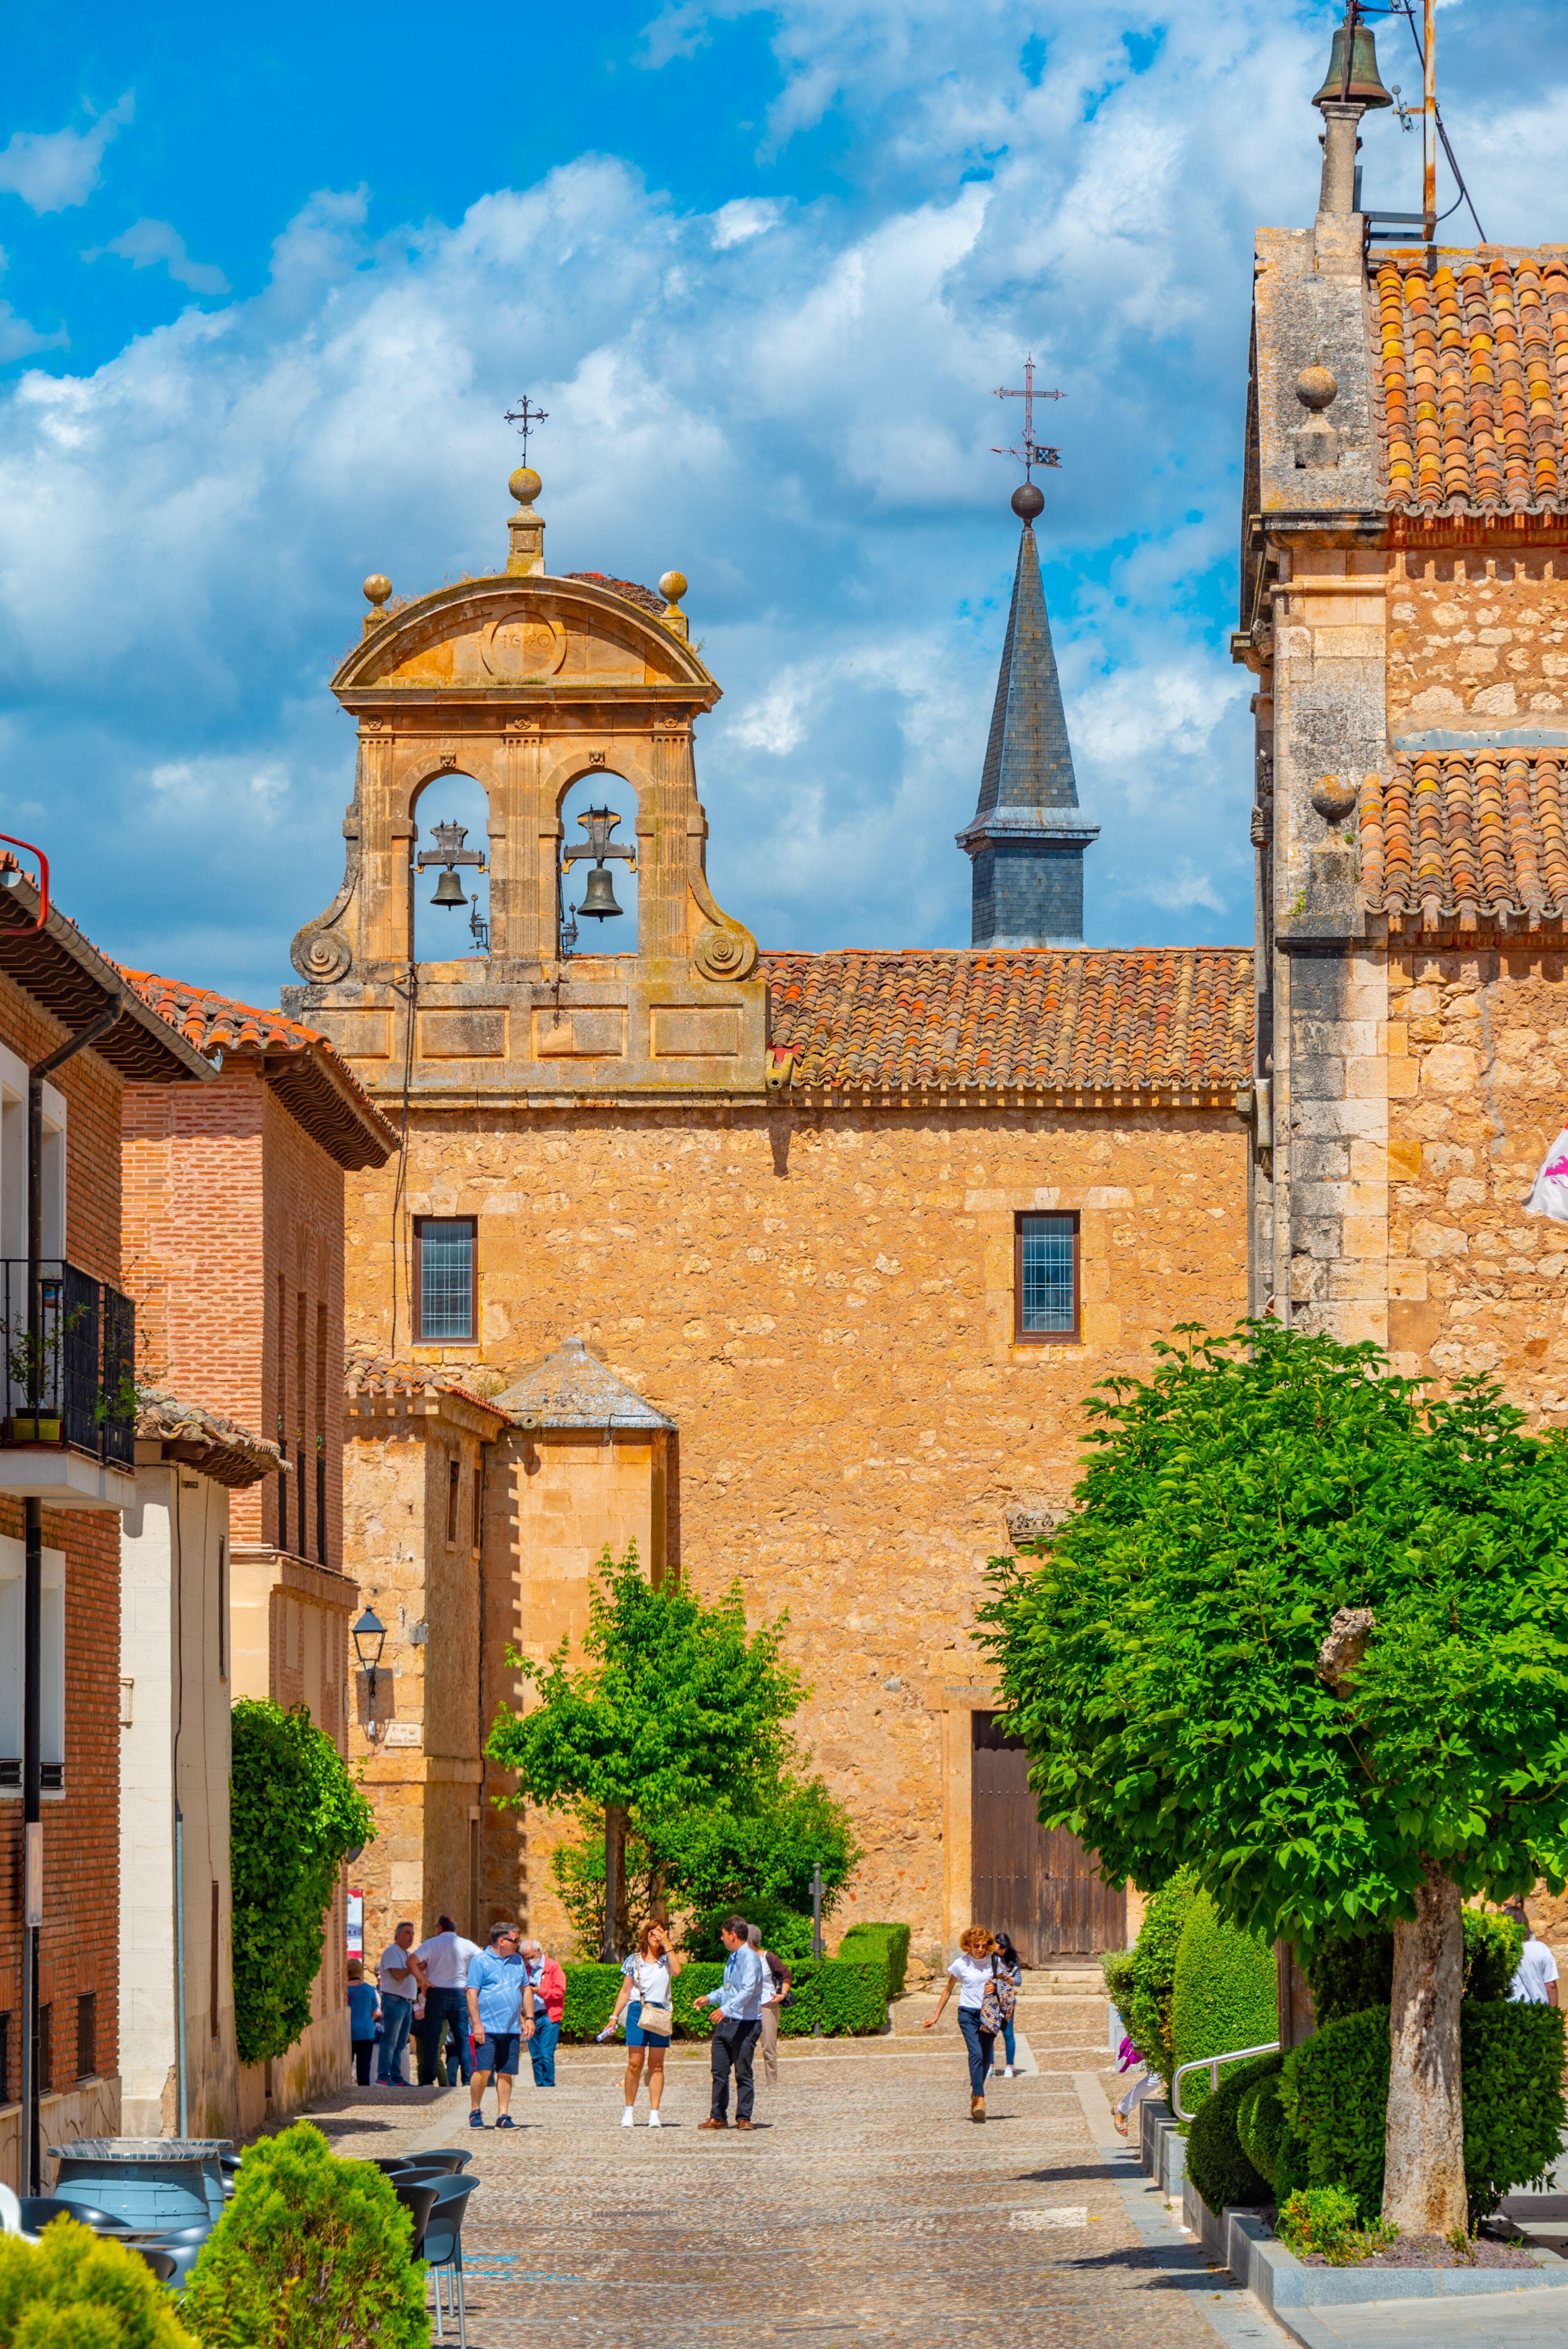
(957, 482), (1099, 945)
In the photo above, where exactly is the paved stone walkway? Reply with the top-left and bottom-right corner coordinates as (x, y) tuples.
(293, 2026), (1292, 2348)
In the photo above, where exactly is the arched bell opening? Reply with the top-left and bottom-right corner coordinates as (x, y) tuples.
(558, 772), (640, 958)
(411, 773), (492, 966)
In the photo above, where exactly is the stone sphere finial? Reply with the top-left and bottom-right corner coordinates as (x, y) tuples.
(510, 465), (542, 508)
(1011, 481), (1046, 523)
(363, 574), (392, 608)
(659, 570), (688, 606)
(1296, 365), (1338, 412)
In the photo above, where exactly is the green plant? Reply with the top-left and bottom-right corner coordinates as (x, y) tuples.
(488, 1545), (858, 1955)
(1309, 1911), (1524, 2027)
(1184, 2053), (1273, 2214)
(1461, 1911), (1525, 2003)
(181, 2122), (428, 2348)
(1276, 2185), (1370, 2263)
(1235, 2058), (1286, 2187)
(1124, 1870), (1200, 2099)
(833, 1922), (911, 2000)
(230, 1701), (374, 2066)
(556, 1956), (890, 2042)
(0, 2217), (197, 2347)
(1170, 1892), (1277, 2114)
(1281, 2000), (1567, 2226)
(1099, 1947), (1139, 2013)
(978, 1321), (1568, 2228)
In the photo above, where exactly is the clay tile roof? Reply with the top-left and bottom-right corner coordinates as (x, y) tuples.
(343, 1351), (510, 1418)
(1358, 752), (1568, 921)
(759, 948), (1254, 1094)
(563, 572), (665, 614)
(135, 1389), (284, 1488)
(118, 970), (398, 1170)
(1372, 250), (1568, 516)
(493, 1335), (675, 1430)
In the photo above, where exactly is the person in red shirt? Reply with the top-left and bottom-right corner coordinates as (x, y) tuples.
(521, 1938), (567, 2085)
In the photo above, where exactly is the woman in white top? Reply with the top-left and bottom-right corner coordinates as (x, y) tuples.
(923, 1924), (1001, 2121)
(598, 1919), (684, 2127)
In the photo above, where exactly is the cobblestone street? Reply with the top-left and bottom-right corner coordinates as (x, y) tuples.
(294, 1992), (1291, 2349)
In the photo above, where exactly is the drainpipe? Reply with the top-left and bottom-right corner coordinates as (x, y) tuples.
(174, 1807), (188, 2138)
(19, 997), (121, 2195)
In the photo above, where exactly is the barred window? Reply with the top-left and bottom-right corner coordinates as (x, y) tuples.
(415, 1219), (476, 1344)
(1014, 1212), (1080, 1343)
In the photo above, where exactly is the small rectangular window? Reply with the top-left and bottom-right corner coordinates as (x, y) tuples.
(415, 1218), (476, 1344)
(472, 1466), (483, 1554)
(445, 1458), (459, 1546)
(76, 1991), (96, 2081)
(1014, 1211), (1080, 1343)
(211, 1882), (221, 2040)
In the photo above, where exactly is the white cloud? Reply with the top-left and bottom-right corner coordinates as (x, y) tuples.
(0, 93), (135, 215)
(147, 757), (290, 820)
(88, 219), (230, 297)
(710, 197), (784, 248)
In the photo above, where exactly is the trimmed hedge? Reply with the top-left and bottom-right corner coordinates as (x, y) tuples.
(1280, 1999), (1567, 2225)
(560, 1957), (889, 2041)
(0, 2218), (197, 2348)
(1169, 1892), (1277, 2116)
(1125, 1870), (1201, 2099)
(1185, 2053), (1274, 2214)
(1308, 1911), (1524, 2028)
(837, 1921), (911, 2001)
(1235, 2060), (1287, 2188)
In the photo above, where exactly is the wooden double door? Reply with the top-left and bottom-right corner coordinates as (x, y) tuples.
(971, 1711), (1125, 1963)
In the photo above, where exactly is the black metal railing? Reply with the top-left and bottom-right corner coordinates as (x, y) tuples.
(0, 1260), (136, 1468)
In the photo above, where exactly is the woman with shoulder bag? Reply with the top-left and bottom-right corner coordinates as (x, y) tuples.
(598, 1919), (683, 2128)
(923, 1925), (1002, 2120)
(989, 1930), (1022, 2080)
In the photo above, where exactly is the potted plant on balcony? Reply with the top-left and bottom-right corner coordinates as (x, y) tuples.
(1, 1297), (84, 1444)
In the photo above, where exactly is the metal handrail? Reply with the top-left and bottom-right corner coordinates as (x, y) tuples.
(1171, 2040), (1280, 2121)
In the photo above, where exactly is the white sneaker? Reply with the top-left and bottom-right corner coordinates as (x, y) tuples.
(649, 2111), (662, 2128)
(622, 2107), (636, 2128)
(1004, 2066), (1015, 2078)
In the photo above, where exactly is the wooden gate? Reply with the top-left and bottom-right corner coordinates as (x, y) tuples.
(970, 1711), (1124, 1963)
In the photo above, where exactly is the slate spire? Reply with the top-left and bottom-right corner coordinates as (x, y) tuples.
(956, 491), (1099, 946)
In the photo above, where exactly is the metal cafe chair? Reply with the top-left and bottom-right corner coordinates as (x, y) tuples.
(19, 2198), (132, 2235)
(419, 2175), (480, 2347)
(390, 2176), (442, 2256)
(403, 2148), (471, 2173)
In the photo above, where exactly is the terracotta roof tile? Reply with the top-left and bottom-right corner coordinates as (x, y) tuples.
(119, 970), (398, 1170)
(563, 572), (665, 613)
(759, 948), (1253, 1093)
(1358, 751), (1568, 919)
(135, 1388), (284, 1488)
(343, 1352), (512, 1420)
(1372, 251), (1568, 515)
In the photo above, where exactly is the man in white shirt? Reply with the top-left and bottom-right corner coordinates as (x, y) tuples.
(376, 1921), (426, 2083)
(413, 1913), (483, 2085)
(693, 1915), (768, 2130)
(1506, 1903), (1561, 2007)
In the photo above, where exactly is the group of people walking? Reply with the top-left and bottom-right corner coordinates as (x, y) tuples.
(347, 1915), (567, 2121)
(598, 1915), (793, 2129)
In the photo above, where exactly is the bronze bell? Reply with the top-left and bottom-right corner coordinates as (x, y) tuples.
(1311, 21), (1394, 110)
(430, 867), (467, 908)
(579, 863), (624, 920)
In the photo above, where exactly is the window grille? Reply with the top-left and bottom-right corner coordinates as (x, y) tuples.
(1014, 1212), (1080, 1342)
(415, 1219), (476, 1343)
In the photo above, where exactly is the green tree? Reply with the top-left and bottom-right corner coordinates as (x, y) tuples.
(231, 1700), (374, 2066)
(485, 1544), (846, 1955)
(977, 1321), (1568, 2233)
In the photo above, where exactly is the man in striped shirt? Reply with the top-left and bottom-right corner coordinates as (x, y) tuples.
(694, 1915), (767, 2131)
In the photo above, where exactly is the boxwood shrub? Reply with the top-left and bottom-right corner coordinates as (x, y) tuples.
(1169, 1892), (1277, 2116)
(836, 1921), (912, 2001)
(0, 2218), (197, 2349)
(1185, 2053), (1274, 2214)
(561, 1957), (888, 2040)
(1235, 2058), (1287, 2188)
(1280, 1999), (1566, 2224)
(1308, 1911), (1523, 2028)
(1124, 1869), (1201, 2099)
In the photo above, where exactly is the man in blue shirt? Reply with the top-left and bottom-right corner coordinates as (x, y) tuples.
(693, 1914), (766, 2130)
(464, 1921), (534, 2129)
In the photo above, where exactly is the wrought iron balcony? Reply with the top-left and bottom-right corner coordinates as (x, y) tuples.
(0, 1261), (135, 1470)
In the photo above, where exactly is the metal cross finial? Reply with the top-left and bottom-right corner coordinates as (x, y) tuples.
(504, 394), (549, 463)
(992, 355), (1065, 481)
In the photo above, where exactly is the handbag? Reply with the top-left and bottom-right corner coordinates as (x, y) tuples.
(633, 1960), (675, 2037)
(979, 1956), (1017, 2035)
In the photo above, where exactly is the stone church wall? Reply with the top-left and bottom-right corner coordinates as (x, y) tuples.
(344, 1101), (1247, 1955)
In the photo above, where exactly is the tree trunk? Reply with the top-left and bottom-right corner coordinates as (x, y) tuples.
(601, 1805), (627, 1963)
(1383, 1859), (1466, 2232)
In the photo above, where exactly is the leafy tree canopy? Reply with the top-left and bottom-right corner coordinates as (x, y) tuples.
(977, 1322), (1568, 1950)
(486, 1543), (808, 1821)
(231, 1700), (374, 2066)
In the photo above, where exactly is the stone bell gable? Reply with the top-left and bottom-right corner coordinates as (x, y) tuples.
(285, 468), (764, 1101)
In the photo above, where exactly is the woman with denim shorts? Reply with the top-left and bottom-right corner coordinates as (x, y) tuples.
(597, 1920), (684, 2128)
(922, 1925), (1001, 2121)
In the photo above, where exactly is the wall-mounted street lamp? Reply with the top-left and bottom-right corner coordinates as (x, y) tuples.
(352, 1606), (387, 1741)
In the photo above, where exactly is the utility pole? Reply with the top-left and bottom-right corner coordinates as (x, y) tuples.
(1422, 0), (1437, 244)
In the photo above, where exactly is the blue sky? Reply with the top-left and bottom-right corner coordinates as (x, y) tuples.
(2, 0), (1564, 1001)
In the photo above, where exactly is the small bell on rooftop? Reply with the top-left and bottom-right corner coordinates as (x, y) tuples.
(579, 864), (624, 920)
(430, 867), (468, 908)
(1311, 20), (1394, 110)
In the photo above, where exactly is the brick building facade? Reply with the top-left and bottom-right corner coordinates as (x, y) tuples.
(0, 878), (211, 2187)
(120, 975), (396, 2117)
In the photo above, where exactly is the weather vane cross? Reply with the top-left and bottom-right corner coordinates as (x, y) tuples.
(992, 355), (1064, 482)
(504, 394), (549, 464)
